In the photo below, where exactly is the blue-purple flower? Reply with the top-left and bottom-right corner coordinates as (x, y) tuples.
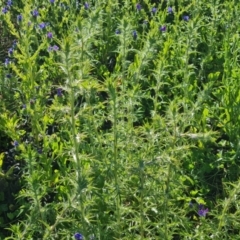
(37, 148), (43, 154)
(32, 9), (39, 17)
(132, 30), (137, 39)
(57, 88), (63, 97)
(47, 32), (53, 39)
(12, 40), (17, 48)
(48, 45), (59, 51)
(168, 7), (173, 14)
(17, 14), (23, 22)
(39, 22), (46, 29)
(198, 204), (209, 217)
(151, 7), (157, 14)
(52, 45), (59, 51)
(50, 0), (55, 3)
(7, 0), (12, 7)
(8, 48), (13, 55)
(84, 2), (89, 10)
(136, 3), (141, 11)
(160, 25), (166, 32)
(2, 7), (8, 14)
(183, 15), (189, 21)
(13, 140), (19, 147)
(74, 233), (84, 240)
(115, 29), (121, 35)
(4, 58), (10, 67)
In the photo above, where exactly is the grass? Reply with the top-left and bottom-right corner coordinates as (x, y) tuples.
(0, 0), (240, 239)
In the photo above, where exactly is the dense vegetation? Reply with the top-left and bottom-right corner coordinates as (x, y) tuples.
(0, 0), (240, 239)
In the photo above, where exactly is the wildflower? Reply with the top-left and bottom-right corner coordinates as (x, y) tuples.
(8, 48), (13, 55)
(17, 14), (22, 22)
(2, 7), (8, 14)
(198, 204), (209, 217)
(183, 15), (189, 21)
(12, 40), (17, 48)
(37, 148), (43, 154)
(52, 45), (59, 51)
(168, 7), (173, 14)
(22, 104), (26, 109)
(50, 0), (55, 3)
(4, 58), (10, 67)
(6, 73), (11, 78)
(132, 30), (137, 40)
(115, 29), (121, 35)
(47, 32), (53, 39)
(74, 233), (84, 240)
(48, 45), (59, 51)
(151, 7), (157, 14)
(32, 9), (39, 17)
(84, 2), (89, 10)
(7, 0), (12, 7)
(57, 88), (62, 97)
(136, 3), (141, 11)
(13, 140), (19, 147)
(39, 22), (46, 29)
(160, 25), (166, 32)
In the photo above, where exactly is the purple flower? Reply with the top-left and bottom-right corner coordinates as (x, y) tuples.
(39, 22), (46, 29)
(48, 45), (59, 51)
(17, 14), (22, 22)
(6, 73), (11, 78)
(13, 140), (19, 147)
(47, 32), (53, 39)
(32, 9), (39, 17)
(50, 0), (55, 3)
(84, 2), (89, 10)
(151, 7), (157, 14)
(52, 45), (59, 51)
(198, 204), (209, 217)
(132, 30), (137, 39)
(160, 25), (166, 32)
(115, 29), (121, 35)
(168, 7), (173, 14)
(136, 3), (141, 11)
(183, 15), (189, 21)
(8, 48), (13, 55)
(57, 88), (63, 97)
(74, 233), (84, 240)
(2, 7), (8, 14)
(4, 58), (10, 67)
(37, 148), (43, 154)
(7, 0), (12, 7)
(12, 40), (17, 48)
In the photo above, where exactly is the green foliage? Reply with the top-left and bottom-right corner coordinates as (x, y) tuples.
(0, 0), (240, 239)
